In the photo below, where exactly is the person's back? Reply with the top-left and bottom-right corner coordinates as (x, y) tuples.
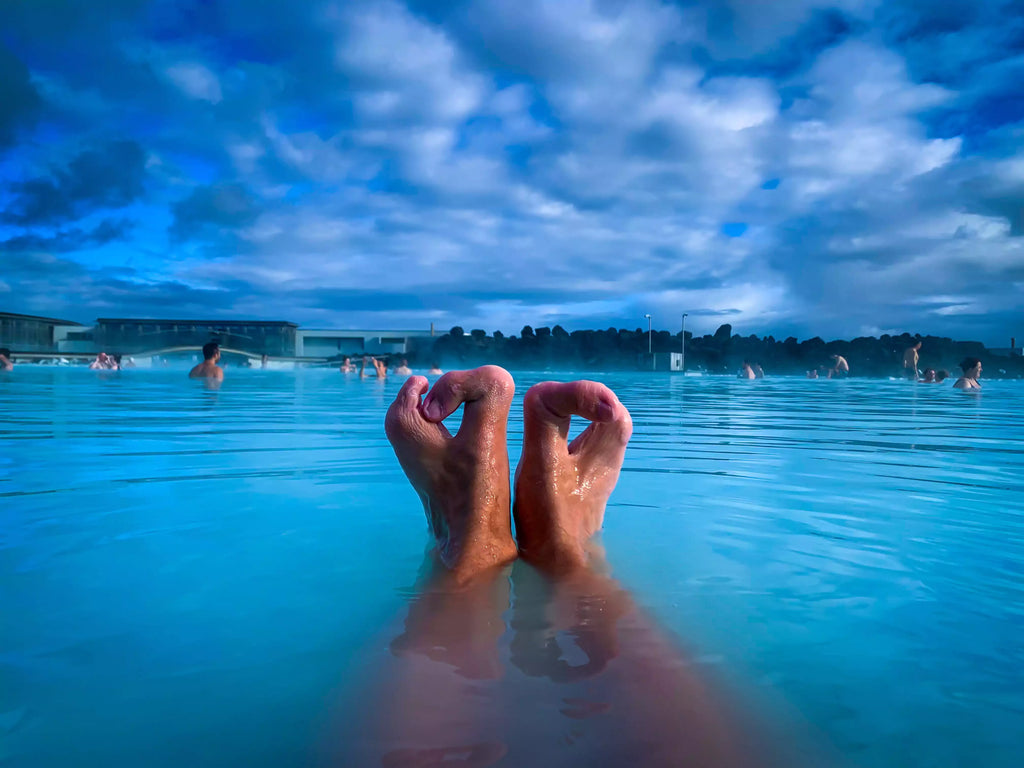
(189, 342), (224, 380)
(738, 362), (755, 380)
(0, 348), (12, 372)
(830, 354), (849, 376)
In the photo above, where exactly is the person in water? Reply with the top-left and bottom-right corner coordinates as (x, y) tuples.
(953, 357), (982, 390)
(339, 356), (355, 373)
(919, 368), (948, 384)
(360, 355), (387, 379)
(0, 348), (12, 371)
(752, 362), (765, 378)
(189, 342), (224, 381)
(427, 362), (443, 375)
(89, 352), (117, 370)
(738, 360), (756, 379)
(828, 354), (849, 378)
(373, 368), (776, 767)
(394, 358), (412, 376)
(903, 340), (922, 380)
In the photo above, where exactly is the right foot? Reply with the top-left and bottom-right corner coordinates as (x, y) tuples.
(385, 366), (519, 580)
(512, 381), (632, 572)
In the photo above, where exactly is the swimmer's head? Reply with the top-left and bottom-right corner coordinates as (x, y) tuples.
(935, 369), (949, 382)
(959, 357), (982, 376)
(921, 368), (936, 382)
(203, 341), (220, 361)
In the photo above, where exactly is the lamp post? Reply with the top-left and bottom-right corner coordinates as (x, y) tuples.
(681, 313), (688, 372)
(644, 313), (653, 370)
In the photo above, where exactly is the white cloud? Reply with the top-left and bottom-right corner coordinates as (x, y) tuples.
(165, 62), (222, 103)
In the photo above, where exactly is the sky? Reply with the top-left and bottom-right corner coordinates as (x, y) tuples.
(1, 0), (1022, 343)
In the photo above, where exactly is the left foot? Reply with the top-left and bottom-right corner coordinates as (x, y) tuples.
(385, 366), (518, 580)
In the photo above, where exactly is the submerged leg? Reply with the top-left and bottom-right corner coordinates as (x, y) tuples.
(511, 381), (782, 768)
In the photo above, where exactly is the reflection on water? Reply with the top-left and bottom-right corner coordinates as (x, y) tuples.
(2, 369), (1022, 767)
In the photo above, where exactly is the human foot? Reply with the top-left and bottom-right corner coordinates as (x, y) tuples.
(385, 366), (518, 579)
(513, 380), (632, 572)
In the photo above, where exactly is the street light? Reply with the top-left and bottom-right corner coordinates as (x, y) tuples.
(681, 313), (688, 372)
(644, 314), (652, 354)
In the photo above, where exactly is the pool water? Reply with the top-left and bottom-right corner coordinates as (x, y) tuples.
(2, 368), (1022, 767)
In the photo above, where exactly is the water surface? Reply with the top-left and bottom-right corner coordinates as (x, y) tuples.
(2, 368), (1022, 767)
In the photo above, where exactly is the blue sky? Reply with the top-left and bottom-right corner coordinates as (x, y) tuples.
(1, 0), (1022, 343)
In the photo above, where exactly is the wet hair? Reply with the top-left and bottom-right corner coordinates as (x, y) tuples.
(113, 354), (122, 365)
(959, 357), (981, 373)
(935, 369), (949, 382)
(203, 341), (220, 360)
(0, 348), (10, 357)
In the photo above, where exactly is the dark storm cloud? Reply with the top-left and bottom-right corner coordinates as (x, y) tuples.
(0, 45), (42, 148)
(169, 183), (260, 242)
(2, 141), (147, 226)
(0, 219), (133, 253)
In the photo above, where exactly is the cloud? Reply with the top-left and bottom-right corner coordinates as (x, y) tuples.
(0, 219), (133, 253)
(0, 45), (42, 147)
(1, 141), (147, 226)
(1, 0), (1023, 344)
(169, 182), (260, 242)
(164, 62), (223, 103)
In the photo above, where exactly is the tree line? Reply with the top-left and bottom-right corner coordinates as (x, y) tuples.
(407, 323), (1024, 378)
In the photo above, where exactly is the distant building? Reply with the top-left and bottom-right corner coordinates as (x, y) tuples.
(295, 328), (436, 358)
(95, 319), (299, 357)
(0, 311), (84, 352)
(2, 312), (437, 360)
(990, 336), (1023, 357)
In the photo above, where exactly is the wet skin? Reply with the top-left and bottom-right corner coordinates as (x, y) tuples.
(385, 366), (518, 580)
(372, 371), (792, 768)
(513, 380), (632, 573)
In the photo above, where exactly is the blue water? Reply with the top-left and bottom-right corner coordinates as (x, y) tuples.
(2, 368), (1022, 767)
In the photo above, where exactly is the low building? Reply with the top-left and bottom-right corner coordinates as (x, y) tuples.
(95, 319), (299, 357)
(295, 328), (436, 358)
(0, 311), (84, 352)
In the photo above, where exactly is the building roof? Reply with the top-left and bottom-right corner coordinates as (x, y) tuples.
(96, 318), (299, 327)
(0, 311), (83, 326)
